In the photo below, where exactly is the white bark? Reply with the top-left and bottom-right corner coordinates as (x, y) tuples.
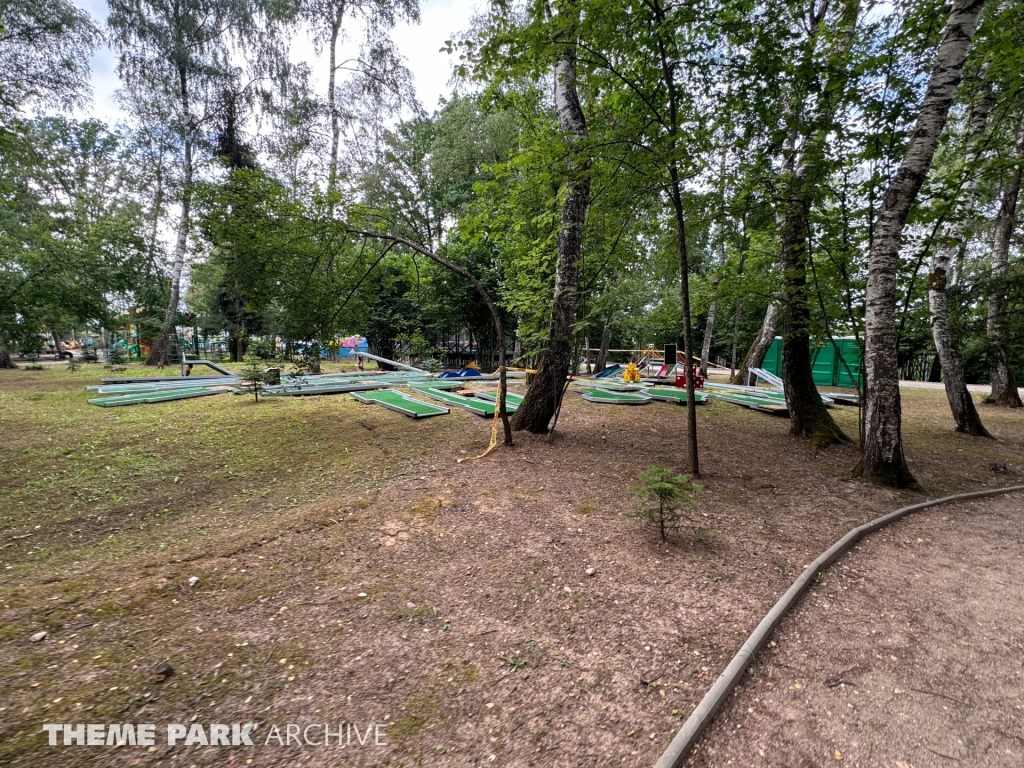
(511, 16), (590, 433)
(732, 301), (780, 385)
(700, 230), (727, 377)
(862, 0), (986, 483)
(986, 111), (1024, 406)
(150, 65), (193, 366)
(927, 80), (994, 434)
(327, 6), (344, 196)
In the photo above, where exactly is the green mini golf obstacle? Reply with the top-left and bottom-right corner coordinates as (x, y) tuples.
(643, 386), (708, 404)
(572, 380), (648, 393)
(580, 389), (652, 405)
(407, 380), (466, 391)
(89, 386), (231, 407)
(260, 380), (388, 397)
(471, 390), (523, 410)
(703, 381), (834, 405)
(350, 389), (449, 419)
(706, 392), (788, 414)
(415, 388), (496, 417)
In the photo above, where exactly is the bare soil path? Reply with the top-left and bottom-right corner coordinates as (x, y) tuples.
(688, 493), (1024, 768)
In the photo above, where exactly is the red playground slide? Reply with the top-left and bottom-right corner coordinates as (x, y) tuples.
(656, 364), (670, 377)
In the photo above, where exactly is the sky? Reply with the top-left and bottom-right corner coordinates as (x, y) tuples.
(76, 0), (481, 125)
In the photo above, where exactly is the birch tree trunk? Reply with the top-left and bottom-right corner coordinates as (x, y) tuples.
(595, 307), (613, 372)
(985, 111), (1024, 407)
(699, 232), (726, 377)
(327, 9), (344, 197)
(146, 68), (192, 367)
(861, 0), (987, 486)
(927, 83), (994, 435)
(511, 21), (590, 433)
(731, 302), (780, 385)
(730, 298), (742, 378)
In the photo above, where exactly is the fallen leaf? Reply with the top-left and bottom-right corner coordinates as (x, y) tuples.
(834, 750), (843, 760)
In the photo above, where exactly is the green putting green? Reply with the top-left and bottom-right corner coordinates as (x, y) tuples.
(643, 386), (708, 404)
(469, 390), (522, 410)
(572, 381), (648, 392)
(702, 382), (832, 404)
(351, 389), (449, 418)
(415, 388), (495, 417)
(408, 380), (465, 390)
(89, 387), (229, 407)
(707, 393), (788, 413)
(580, 390), (651, 405)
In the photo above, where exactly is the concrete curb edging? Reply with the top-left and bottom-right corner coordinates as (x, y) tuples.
(653, 484), (1024, 768)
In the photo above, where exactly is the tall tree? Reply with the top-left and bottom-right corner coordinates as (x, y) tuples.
(107, 0), (262, 365)
(926, 75), (994, 435)
(985, 110), (1024, 407)
(510, 2), (591, 434)
(861, 0), (987, 487)
(0, 118), (149, 350)
(291, 0), (419, 196)
(776, 0), (856, 449)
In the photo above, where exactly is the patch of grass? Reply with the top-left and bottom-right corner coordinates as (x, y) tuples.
(500, 652), (529, 670)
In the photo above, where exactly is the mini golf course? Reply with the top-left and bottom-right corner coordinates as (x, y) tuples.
(350, 389), (449, 418)
(416, 388), (498, 417)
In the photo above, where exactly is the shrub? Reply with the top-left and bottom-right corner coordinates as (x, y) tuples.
(239, 354), (267, 402)
(248, 338), (278, 360)
(626, 465), (703, 542)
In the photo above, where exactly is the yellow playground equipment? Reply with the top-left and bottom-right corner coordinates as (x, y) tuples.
(623, 361), (642, 383)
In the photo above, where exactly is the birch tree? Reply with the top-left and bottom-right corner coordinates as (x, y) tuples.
(861, 0), (987, 487)
(108, 0), (262, 365)
(291, 0), (418, 196)
(985, 110), (1024, 406)
(509, 1), (591, 434)
(926, 78), (994, 435)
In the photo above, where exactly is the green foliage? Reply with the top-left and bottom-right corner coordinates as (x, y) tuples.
(238, 354), (266, 402)
(626, 466), (703, 543)
(0, 118), (149, 348)
(396, 331), (441, 366)
(0, 0), (98, 117)
(247, 338), (278, 360)
(288, 355), (319, 378)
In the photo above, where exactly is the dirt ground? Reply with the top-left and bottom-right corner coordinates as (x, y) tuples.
(1, 366), (1022, 767)
(688, 493), (1024, 768)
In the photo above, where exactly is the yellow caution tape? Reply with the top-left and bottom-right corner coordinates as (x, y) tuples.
(457, 366), (534, 463)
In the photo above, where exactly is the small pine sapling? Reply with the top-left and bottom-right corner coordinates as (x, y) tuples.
(65, 354), (80, 372)
(627, 465), (703, 542)
(239, 353), (266, 402)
